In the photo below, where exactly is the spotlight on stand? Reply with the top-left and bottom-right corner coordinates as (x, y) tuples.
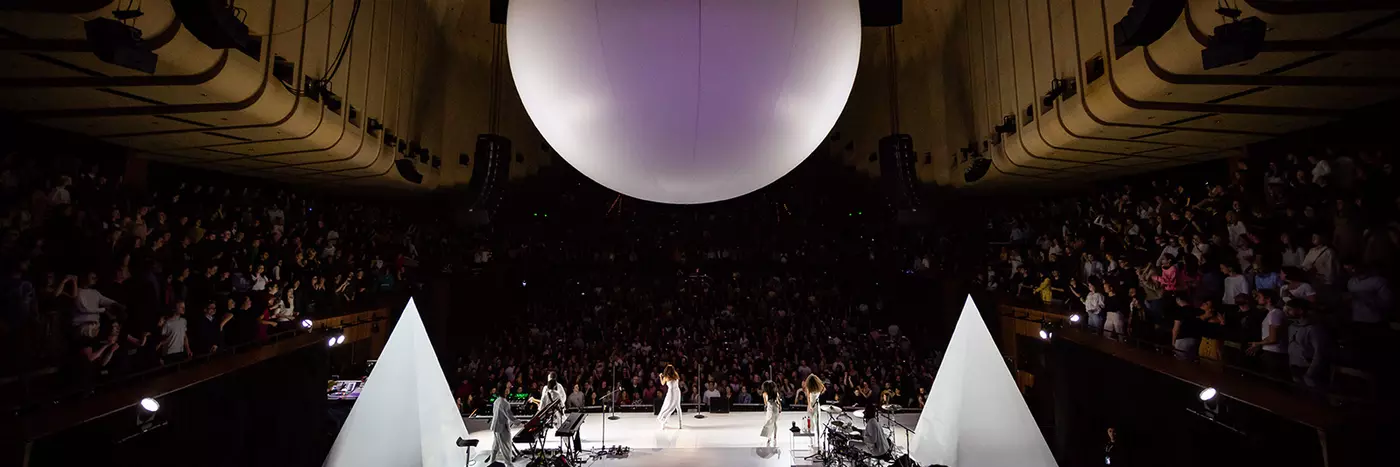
(139, 397), (160, 412)
(336, 334), (347, 345)
(1069, 313), (1082, 324)
(301, 318), (314, 329)
(327, 337), (338, 347)
(1198, 387), (1218, 401)
(1038, 329), (1053, 341)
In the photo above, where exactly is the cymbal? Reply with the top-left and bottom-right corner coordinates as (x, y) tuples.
(881, 404), (902, 411)
(820, 405), (843, 415)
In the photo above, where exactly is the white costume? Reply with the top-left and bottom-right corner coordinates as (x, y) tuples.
(538, 380), (567, 427)
(489, 396), (519, 463)
(759, 394), (782, 439)
(656, 378), (683, 427)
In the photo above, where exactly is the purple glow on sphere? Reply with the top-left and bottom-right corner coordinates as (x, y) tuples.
(508, 0), (861, 204)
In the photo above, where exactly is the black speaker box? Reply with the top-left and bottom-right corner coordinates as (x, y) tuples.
(1113, 0), (1186, 57)
(84, 18), (157, 74)
(859, 0), (903, 27)
(708, 397), (730, 414)
(172, 0), (262, 59)
(395, 159), (423, 184)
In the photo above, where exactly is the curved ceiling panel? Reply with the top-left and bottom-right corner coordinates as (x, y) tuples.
(831, 0), (1400, 190)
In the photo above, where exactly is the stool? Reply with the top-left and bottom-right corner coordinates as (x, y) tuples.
(790, 431), (816, 453)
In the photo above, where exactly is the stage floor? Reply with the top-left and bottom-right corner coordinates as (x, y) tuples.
(462, 411), (918, 467)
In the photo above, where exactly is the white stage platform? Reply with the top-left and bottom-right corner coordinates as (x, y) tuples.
(462, 411), (918, 467)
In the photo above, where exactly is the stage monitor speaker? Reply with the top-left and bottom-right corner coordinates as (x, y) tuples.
(83, 18), (157, 74)
(490, 0), (509, 24)
(859, 0), (903, 27)
(708, 397), (730, 414)
(1113, 0), (1185, 57)
(172, 0), (262, 60)
(395, 159), (423, 184)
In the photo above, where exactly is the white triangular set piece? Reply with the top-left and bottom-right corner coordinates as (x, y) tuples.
(325, 298), (470, 467)
(909, 296), (1059, 467)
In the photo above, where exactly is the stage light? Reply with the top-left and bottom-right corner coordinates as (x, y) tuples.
(1069, 313), (1081, 323)
(328, 337), (338, 347)
(139, 397), (160, 412)
(336, 334), (347, 345)
(1038, 329), (1052, 340)
(301, 319), (313, 329)
(1198, 387), (1217, 401)
(507, 0), (860, 204)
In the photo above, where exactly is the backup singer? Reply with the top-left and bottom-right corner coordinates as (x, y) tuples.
(489, 384), (520, 463)
(529, 372), (567, 427)
(759, 380), (782, 447)
(656, 365), (684, 430)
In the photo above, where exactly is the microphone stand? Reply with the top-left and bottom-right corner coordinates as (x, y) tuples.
(881, 412), (915, 454)
(693, 363), (705, 420)
(608, 361), (620, 421)
(599, 387), (620, 452)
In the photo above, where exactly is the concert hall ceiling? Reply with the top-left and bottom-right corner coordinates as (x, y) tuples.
(1, 1), (1397, 191)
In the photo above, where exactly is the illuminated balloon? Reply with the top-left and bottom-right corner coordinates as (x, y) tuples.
(507, 0), (861, 204)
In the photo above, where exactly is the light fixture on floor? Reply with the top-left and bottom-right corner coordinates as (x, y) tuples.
(1198, 387), (1217, 401)
(139, 397), (160, 412)
(1038, 329), (1052, 341)
(1069, 313), (1081, 323)
(301, 319), (314, 329)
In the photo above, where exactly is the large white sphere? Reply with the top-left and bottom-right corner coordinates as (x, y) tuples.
(507, 0), (861, 204)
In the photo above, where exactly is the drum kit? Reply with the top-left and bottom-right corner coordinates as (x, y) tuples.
(808, 404), (902, 466)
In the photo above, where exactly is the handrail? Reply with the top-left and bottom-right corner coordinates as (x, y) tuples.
(992, 295), (1342, 430)
(0, 294), (407, 408)
(1, 313), (388, 443)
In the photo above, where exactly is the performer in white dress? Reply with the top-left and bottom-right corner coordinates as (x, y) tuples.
(656, 365), (684, 430)
(802, 374), (825, 433)
(759, 380), (782, 447)
(529, 372), (568, 428)
(489, 384), (520, 464)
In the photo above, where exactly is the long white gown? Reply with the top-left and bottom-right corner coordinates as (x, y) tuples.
(656, 379), (683, 427)
(490, 396), (519, 463)
(759, 396), (782, 438)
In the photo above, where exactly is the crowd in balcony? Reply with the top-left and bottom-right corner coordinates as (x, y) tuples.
(980, 145), (1396, 390)
(450, 163), (952, 415)
(0, 150), (422, 389)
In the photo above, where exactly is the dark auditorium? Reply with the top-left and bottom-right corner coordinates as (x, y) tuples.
(0, 1), (1396, 467)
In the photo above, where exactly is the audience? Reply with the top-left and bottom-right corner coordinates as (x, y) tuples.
(980, 143), (1396, 392)
(449, 163), (947, 415)
(1, 149), (425, 387)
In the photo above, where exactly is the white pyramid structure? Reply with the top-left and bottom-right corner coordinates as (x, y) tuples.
(908, 296), (1058, 467)
(325, 298), (469, 467)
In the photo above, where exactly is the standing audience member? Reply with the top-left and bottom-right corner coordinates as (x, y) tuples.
(159, 301), (192, 363)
